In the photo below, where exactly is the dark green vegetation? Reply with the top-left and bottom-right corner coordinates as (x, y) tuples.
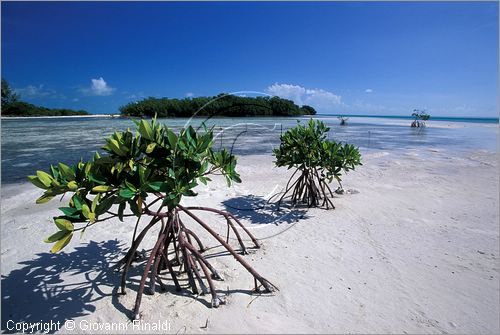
(120, 94), (317, 117)
(29, 117), (274, 319)
(411, 109), (430, 127)
(338, 116), (349, 126)
(273, 119), (362, 209)
(1, 79), (88, 117)
(1, 78), (20, 106)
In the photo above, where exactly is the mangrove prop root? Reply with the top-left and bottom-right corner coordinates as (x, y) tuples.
(119, 206), (275, 320)
(182, 206), (260, 249)
(177, 205), (277, 292)
(121, 216), (161, 295)
(277, 167), (336, 210)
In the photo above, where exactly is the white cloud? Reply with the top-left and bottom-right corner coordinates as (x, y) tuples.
(185, 92), (194, 98)
(365, 88), (373, 93)
(14, 84), (56, 98)
(266, 83), (307, 105)
(123, 91), (146, 100)
(266, 83), (343, 112)
(80, 77), (115, 96)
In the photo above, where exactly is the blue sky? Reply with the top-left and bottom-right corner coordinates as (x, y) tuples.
(2, 1), (498, 116)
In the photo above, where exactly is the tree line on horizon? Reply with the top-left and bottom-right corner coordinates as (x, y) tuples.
(1, 78), (318, 118)
(1, 79), (89, 117)
(119, 94), (317, 117)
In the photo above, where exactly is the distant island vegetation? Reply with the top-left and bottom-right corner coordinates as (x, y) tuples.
(1, 79), (89, 117)
(2, 78), (317, 118)
(119, 94), (317, 117)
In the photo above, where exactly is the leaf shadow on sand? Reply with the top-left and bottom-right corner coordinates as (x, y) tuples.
(1, 238), (276, 330)
(222, 194), (310, 226)
(1, 239), (131, 333)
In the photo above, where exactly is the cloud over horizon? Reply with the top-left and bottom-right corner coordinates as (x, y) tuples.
(14, 84), (57, 99)
(266, 83), (343, 113)
(80, 77), (115, 96)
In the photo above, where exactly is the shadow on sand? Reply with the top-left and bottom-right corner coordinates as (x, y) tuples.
(222, 194), (310, 226)
(1, 240), (128, 333)
(1, 196), (308, 331)
(1, 237), (277, 332)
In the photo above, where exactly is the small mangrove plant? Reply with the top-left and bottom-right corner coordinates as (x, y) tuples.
(273, 119), (362, 209)
(411, 109), (430, 127)
(29, 117), (275, 319)
(338, 116), (349, 126)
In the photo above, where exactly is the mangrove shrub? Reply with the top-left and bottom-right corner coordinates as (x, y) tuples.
(29, 117), (274, 319)
(411, 109), (430, 127)
(273, 119), (362, 209)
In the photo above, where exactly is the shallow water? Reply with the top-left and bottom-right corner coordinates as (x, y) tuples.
(1, 116), (498, 184)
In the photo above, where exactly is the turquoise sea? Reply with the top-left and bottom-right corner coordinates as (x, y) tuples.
(1, 115), (498, 185)
(327, 114), (499, 124)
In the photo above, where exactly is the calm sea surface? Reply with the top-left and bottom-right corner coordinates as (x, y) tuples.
(1, 115), (498, 185)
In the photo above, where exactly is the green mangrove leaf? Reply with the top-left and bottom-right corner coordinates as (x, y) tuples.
(92, 185), (113, 193)
(28, 175), (49, 190)
(44, 230), (68, 243)
(91, 194), (100, 213)
(146, 181), (163, 192)
(50, 165), (59, 180)
(30, 115), (244, 254)
(89, 173), (107, 185)
(36, 170), (53, 187)
(50, 179), (61, 187)
(55, 218), (74, 231)
(166, 130), (177, 147)
(72, 195), (83, 210)
(95, 196), (115, 215)
(139, 119), (154, 140)
(81, 204), (91, 219)
(36, 194), (54, 204)
(108, 139), (127, 156)
(183, 189), (197, 197)
(119, 188), (135, 199)
(118, 202), (126, 221)
(58, 163), (75, 181)
(124, 180), (137, 192)
(50, 232), (73, 253)
(128, 199), (141, 216)
(146, 143), (156, 154)
(84, 162), (92, 175)
(58, 206), (80, 218)
(198, 176), (208, 185)
(67, 181), (78, 191)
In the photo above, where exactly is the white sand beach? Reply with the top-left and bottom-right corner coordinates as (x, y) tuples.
(1, 142), (498, 333)
(2, 0), (498, 332)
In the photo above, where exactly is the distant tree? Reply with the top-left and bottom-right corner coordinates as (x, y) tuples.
(269, 96), (297, 116)
(2, 101), (89, 117)
(119, 94), (315, 118)
(1, 79), (19, 107)
(300, 105), (317, 115)
(338, 116), (349, 126)
(411, 109), (430, 127)
(1, 79), (88, 117)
